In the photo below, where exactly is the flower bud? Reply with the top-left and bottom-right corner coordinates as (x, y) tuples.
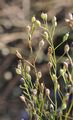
(68, 13), (73, 20)
(39, 39), (44, 48)
(44, 31), (48, 39)
(16, 68), (21, 74)
(19, 78), (24, 85)
(52, 74), (57, 81)
(48, 47), (53, 54)
(54, 21), (57, 27)
(60, 69), (65, 76)
(41, 13), (47, 21)
(33, 89), (37, 95)
(48, 62), (53, 69)
(63, 32), (69, 42)
(37, 71), (42, 79)
(36, 20), (41, 27)
(26, 74), (31, 81)
(26, 25), (31, 32)
(62, 102), (67, 110)
(41, 83), (44, 91)
(20, 95), (26, 103)
(53, 16), (57, 22)
(31, 16), (36, 23)
(52, 16), (57, 27)
(64, 44), (70, 53)
(26, 65), (31, 73)
(46, 88), (50, 96)
(57, 84), (60, 90)
(50, 104), (54, 112)
(63, 62), (68, 70)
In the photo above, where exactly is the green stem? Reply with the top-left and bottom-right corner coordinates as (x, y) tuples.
(65, 100), (73, 120)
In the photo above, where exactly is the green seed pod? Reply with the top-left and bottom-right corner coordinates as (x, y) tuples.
(63, 33), (69, 42)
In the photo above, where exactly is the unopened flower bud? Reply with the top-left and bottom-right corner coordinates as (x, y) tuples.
(39, 40), (44, 48)
(26, 65), (31, 73)
(41, 13), (47, 21)
(31, 16), (36, 23)
(63, 32), (69, 42)
(26, 25), (31, 32)
(46, 88), (50, 96)
(48, 62), (53, 69)
(52, 74), (57, 81)
(65, 93), (69, 100)
(37, 71), (42, 79)
(19, 78), (24, 85)
(48, 47), (53, 54)
(50, 104), (54, 112)
(33, 89), (37, 95)
(20, 95), (26, 103)
(41, 83), (44, 91)
(64, 44), (70, 53)
(62, 102), (67, 110)
(52, 16), (57, 27)
(36, 20), (41, 27)
(68, 13), (73, 20)
(44, 31), (48, 39)
(57, 84), (60, 90)
(60, 69), (65, 76)
(53, 16), (57, 22)
(16, 68), (21, 74)
(54, 21), (57, 27)
(63, 62), (68, 70)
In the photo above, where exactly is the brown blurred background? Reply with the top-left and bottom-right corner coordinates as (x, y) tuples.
(0, 0), (73, 119)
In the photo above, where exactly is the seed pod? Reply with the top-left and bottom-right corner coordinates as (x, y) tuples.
(64, 44), (70, 53)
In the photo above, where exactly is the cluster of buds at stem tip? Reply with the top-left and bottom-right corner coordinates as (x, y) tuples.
(64, 44), (70, 53)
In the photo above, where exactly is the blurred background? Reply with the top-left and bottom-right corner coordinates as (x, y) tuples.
(0, 0), (73, 120)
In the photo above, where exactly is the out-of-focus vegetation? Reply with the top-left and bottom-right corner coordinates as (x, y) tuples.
(0, 0), (73, 120)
